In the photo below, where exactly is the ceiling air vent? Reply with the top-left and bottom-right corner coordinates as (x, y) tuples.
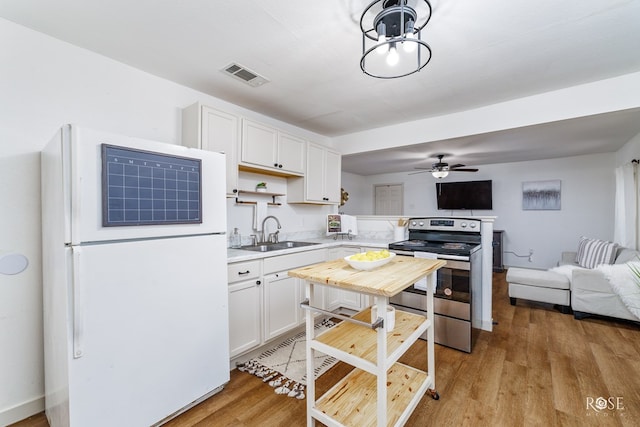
(222, 63), (269, 87)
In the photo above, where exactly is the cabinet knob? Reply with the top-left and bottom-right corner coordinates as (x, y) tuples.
(232, 189), (238, 193)
(278, 164), (283, 168)
(274, 163), (278, 167)
(256, 280), (261, 285)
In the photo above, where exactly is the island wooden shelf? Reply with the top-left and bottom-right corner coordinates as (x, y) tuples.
(314, 307), (430, 371)
(290, 256), (444, 427)
(314, 363), (430, 427)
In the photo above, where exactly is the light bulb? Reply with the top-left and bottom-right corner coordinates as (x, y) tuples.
(386, 45), (399, 66)
(376, 21), (387, 55)
(375, 35), (388, 55)
(403, 20), (416, 53)
(403, 33), (416, 53)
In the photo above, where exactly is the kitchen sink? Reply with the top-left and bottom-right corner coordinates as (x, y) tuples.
(240, 241), (320, 252)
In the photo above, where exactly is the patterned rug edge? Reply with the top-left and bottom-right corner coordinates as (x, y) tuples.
(237, 319), (337, 400)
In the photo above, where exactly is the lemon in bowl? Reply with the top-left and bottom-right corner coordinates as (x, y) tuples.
(344, 250), (395, 271)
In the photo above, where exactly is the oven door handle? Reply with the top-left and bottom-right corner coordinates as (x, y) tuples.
(389, 249), (415, 256)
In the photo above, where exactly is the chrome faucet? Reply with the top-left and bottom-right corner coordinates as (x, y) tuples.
(261, 215), (282, 243)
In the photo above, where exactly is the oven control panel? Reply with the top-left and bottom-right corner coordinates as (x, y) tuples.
(409, 217), (481, 232)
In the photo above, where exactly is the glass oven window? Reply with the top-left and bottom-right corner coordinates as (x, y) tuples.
(436, 267), (470, 303)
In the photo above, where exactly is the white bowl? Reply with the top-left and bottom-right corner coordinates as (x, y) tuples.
(344, 252), (396, 271)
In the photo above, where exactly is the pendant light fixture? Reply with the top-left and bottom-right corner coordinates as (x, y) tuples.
(360, 0), (432, 79)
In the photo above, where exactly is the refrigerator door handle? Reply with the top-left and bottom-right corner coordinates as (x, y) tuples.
(72, 246), (84, 358)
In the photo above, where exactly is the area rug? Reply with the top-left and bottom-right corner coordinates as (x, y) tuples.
(237, 319), (337, 400)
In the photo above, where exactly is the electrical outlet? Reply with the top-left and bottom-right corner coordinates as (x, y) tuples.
(528, 249), (534, 262)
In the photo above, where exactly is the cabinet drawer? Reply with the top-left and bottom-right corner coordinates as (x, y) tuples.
(263, 249), (326, 274)
(228, 260), (261, 283)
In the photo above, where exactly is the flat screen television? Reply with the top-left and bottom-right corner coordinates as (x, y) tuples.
(436, 180), (493, 210)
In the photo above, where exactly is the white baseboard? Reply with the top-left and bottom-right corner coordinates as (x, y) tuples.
(0, 396), (45, 426)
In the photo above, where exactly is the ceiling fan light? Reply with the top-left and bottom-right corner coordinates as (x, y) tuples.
(432, 170), (449, 179)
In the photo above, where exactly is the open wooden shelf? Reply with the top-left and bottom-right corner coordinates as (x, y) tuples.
(235, 189), (285, 206)
(313, 363), (430, 427)
(314, 307), (429, 369)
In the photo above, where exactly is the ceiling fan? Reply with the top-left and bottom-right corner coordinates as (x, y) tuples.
(410, 154), (479, 178)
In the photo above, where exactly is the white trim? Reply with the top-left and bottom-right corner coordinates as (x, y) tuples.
(0, 396), (44, 426)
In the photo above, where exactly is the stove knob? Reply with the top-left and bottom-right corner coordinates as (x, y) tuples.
(418, 221), (424, 226)
(460, 222), (467, 228)
(470, 222), (477, 228)
(411, 221), (417, 226)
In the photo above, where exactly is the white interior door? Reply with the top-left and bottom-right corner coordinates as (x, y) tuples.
(374, 184), (403, 215)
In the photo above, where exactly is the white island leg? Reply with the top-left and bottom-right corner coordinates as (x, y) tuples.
(374, 296), (389, 427)
(305, 281), (316, 426)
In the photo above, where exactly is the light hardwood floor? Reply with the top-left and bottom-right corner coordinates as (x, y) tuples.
(13, 272), (640, 426)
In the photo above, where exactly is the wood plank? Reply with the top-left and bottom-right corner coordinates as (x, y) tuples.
(315, 307), (426, 364)
(314, 363), (428, 427)
(289, 257), (446, 297)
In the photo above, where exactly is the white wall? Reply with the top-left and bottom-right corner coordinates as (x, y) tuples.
(0, 18), (332, 424)
(616, 131), (640, 163)
(341, 153), (616, 269)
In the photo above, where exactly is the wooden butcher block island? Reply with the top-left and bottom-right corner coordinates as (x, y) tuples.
(289, 256), (446, 427)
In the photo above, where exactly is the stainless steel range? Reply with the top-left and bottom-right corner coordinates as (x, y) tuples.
(388, 217), (482, 353)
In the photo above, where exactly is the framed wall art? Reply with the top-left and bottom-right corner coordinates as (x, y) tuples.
(522, 180), (561, 210)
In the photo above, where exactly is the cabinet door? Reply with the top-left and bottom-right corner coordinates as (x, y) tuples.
(264, 272), (300, 341)
(324, 149), (342, 203)
(305, 143), (326, 202)
(228, 279), (262, 357)
(277, 132), (305, 174)
(201, 106), (239, 196)
(241, 119), (277, 168)
(182, 103), (239, 197)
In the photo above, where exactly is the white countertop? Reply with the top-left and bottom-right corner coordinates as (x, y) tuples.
(227, 237), (390, 263)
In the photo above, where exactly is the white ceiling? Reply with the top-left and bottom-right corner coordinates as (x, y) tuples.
(2, 0), (640, 175)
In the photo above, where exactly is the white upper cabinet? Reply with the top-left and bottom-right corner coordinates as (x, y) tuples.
(182, 103), (239, 196)
(288, 141), (342, 204)
(240, 119), (305, 176)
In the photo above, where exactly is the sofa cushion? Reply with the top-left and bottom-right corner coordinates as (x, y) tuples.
(576, 237), (618, 269)
(506, 267), (570, 290)
(614, 248), (640, 264)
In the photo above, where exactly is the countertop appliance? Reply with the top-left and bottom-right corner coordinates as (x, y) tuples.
(41, 125), (230, 427)
(388, 217), (482, 352)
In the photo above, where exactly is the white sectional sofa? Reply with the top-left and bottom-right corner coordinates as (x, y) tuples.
(507, 239), (639, 323)
(560, 248), (639, 322)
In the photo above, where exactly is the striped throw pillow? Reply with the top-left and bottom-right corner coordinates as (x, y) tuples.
(576, 237), (618, 269)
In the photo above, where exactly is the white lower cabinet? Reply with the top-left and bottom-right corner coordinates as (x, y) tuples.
(264, 272), (300, 341)
(227, 260), (262, 358)
(228, 279), (262, 357)
(228, 248), (326, 359)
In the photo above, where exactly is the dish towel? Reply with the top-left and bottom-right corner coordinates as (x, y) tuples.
(414, 252), (438, 292)
(254, 202), (268, 231)
(341, 215), (358, 236)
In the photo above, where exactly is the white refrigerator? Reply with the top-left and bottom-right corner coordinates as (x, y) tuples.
(41, 124), (230, 427)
